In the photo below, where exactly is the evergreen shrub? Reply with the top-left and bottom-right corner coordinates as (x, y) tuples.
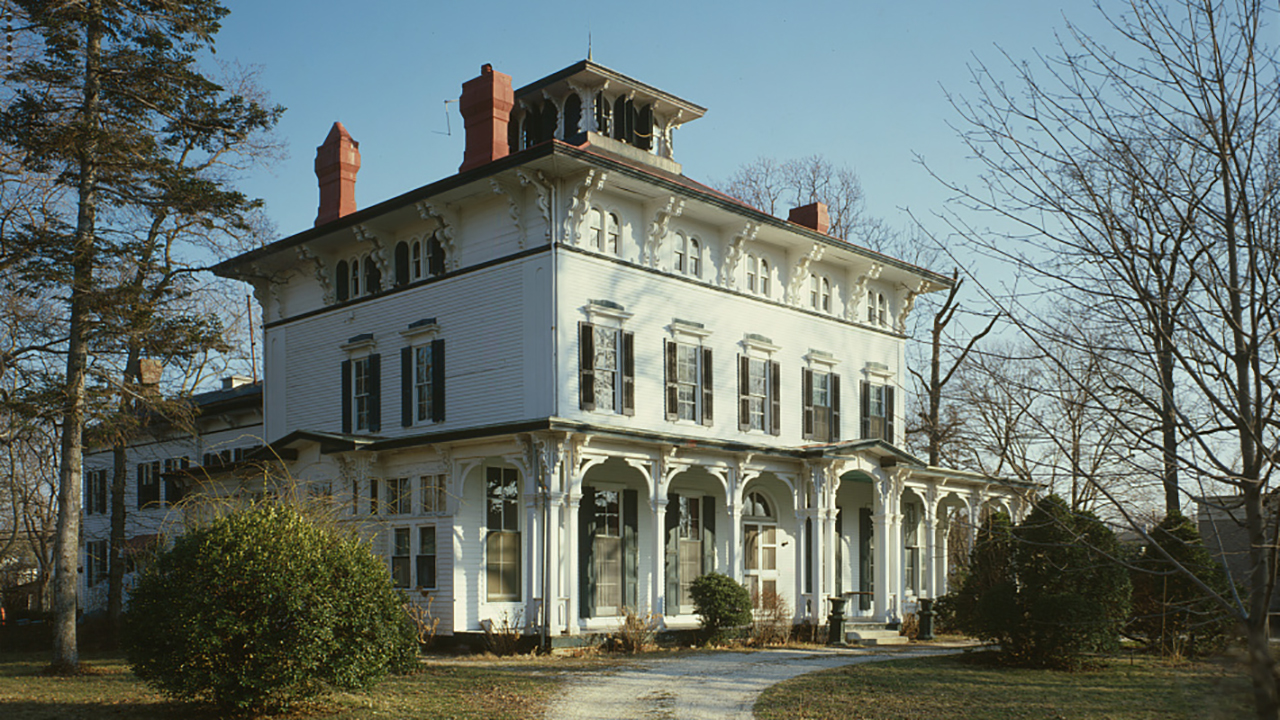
(124, 503), (418, 712)
(689, 572), (752, 643)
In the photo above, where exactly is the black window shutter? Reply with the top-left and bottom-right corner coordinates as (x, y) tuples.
(431, 339), (446, 422)
(621, 331), (635, 416)
(579, 322), (595, 411)
(831, 373), (842, 441)
(738, 354), (750, 432)
(885, 386), (896, 444)
(394, 242), (409, 286)
(770, 360), (782, 436)
(368, 353), (381, 432)
(623, 488), (639, 609)
(700, 347), (714, 426)
(428, 236), (445, 276)
(579, 486), (597, 618)
(664, 341), (678, 421)
(861, 381), (871, 439)
(835, 508), (844, 594)
(802, 368), (814, 440)
(341, 359), (353, 434)
(665, 493), (680, 611)
(804, 517), (813, 594)
(401, 347), (413, 427)
(702, 495), (716, 575)
(336, 261), (349, 302)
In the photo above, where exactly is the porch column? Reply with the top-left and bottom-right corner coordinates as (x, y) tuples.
(872, 508), (890, 623)
(525, 493), (541, 628)
(546, 491), (564, 633)
(936, 514), (950, 596)
(727, 499), (743, 583)
(793, 508), (806, 619)
(566, 492), (581, 634)
(653, 497), (667, 615)
(822, 508), (837, 605)
(922, 503), (937, 600)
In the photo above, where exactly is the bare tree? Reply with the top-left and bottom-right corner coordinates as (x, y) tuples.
(935, 1), (1280, 714)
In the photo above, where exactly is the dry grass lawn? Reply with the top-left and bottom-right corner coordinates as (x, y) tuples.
(754, 650), (1253, 720)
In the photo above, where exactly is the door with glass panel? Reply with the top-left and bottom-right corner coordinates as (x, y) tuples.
(743, 492), (778, 603)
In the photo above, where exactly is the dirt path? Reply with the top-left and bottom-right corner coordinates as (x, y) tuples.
(544, 645), (969, 720)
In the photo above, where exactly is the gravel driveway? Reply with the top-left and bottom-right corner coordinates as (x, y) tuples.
(544, 644), (969, 720)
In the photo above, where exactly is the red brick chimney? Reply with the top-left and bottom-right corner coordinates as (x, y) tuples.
(789, 202), (830, 235)
(459, 64), (515, 173)
(314, 122), (361, 226)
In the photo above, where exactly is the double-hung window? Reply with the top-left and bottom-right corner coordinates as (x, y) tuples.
(85, 469), (108, 515)
(163, 457), (189, 505)
(421, 473), (446, 513)
(738, 353), (781, 435)
(399, 325), (445, 427)
(904, 503), (920, 595)
(579, 319), (634, 415)
(341, 336), (381, 434)
(391, 527), (411, 588)
(485, 467), (521, 601)
(802, 367), (841, 442)
(387, 477), (411, 515)
(417, 526), (437, 590)
(86, 539), (108, 587)
(137, 461), (161, 508)
(665, 336), (713, 425)
(860, 381), (895, 442)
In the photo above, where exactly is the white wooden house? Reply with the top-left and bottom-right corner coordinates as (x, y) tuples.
(85, 60), (1024, 637)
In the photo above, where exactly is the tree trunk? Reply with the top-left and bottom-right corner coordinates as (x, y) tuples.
(50, 2), (102, 673)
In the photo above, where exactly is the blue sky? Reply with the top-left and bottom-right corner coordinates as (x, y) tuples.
(214, 0), (1103, 249)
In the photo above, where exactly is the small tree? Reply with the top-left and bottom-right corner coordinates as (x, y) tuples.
(689, 572), (751, 644)
(124, 503), (418, 712)
(1130, 512), (1235, 656)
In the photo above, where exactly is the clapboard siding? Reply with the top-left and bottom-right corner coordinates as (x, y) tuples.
(556, 250), (903, 446)
(277, 255), (552, 438)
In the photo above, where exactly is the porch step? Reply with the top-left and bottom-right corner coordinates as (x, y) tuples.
(845, 624), (909, 646)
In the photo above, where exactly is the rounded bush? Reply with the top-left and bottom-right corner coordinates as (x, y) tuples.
(124, 503), (418, 711)
(689, 572), (752, 643)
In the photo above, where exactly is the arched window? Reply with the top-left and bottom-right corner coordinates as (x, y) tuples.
(674, 232), (687, 273)
(394, 242), (410, 287)
(588, 208), (604, 250)
(336, 260), (350, 302)
(743, 491), (777, 601)
(809, 274), (819, 308)
(867, 289), (877, 324)
(746, 255), (758, 292)
(563, 93), (582, 138)
(606, 213), (620, 253)
(594, 92), (611, 136)
(878, 293), (887, 326)
(760, 259), (771, 297)
(745, 491), (772, 518)
(688, 238), (701, 277)
(350, 257), (361, 298)
(427, 235), (445, 277)
(821, 277), (831, 312)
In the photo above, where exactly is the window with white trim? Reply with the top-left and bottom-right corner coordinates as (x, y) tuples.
(743, 491), (778, 602)
(336, 253), (382, 301)
(904, 503), (920, 595)
(353, 356), (373, 431)
(486, 466), (521, 601)
(802, 365), (841, 442)
(738, 341), (781, 435)
(579, 315), (635, 415)
(85, 468), (108, 515)
(417, 525), (437, 589)
(860, 380), (895, 442)
(86, 539), (108, 587)
(678, 495), (703, 605)
(137, 461), (160, 508)
(391, 527), (411, 588)
(420, 473), (446, 513)
(664, 324), (713, 425)
(387, 477), (411, 515)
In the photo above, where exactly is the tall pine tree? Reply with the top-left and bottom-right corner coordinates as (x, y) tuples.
(0, 0), (280, 670)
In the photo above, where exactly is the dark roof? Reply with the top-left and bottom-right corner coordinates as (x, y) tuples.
(214, 139), (953, 288)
